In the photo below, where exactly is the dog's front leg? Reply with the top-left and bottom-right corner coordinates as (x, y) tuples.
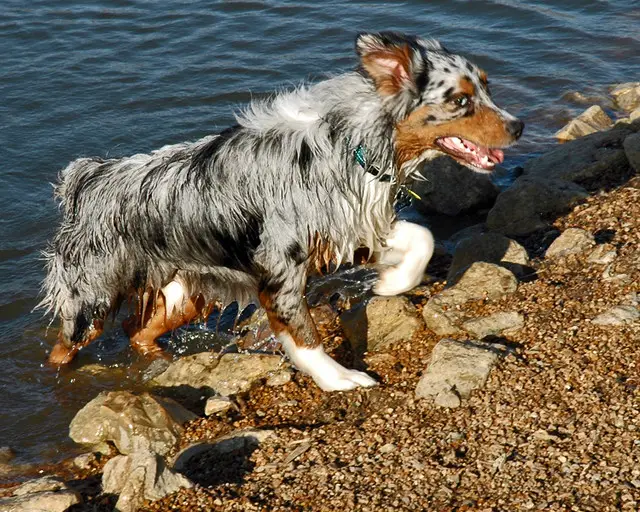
(259, 268), (377, 391)
(374, 220), (435, 296)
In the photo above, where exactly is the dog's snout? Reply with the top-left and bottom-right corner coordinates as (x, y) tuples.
(507, 119), (524, 140)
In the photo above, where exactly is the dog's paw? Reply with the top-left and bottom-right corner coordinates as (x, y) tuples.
(373, 267), (420, 296)
(313, 367), (378, 392)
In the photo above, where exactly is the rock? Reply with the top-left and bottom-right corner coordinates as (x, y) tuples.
(631, 107), (640, 122)
(446, 223), (487, 252)
(204, 396), (233, 416)
(447, 233), (530, 283)
(12, 476), (67, 496)
(587, 244), (617, 265)
(422, 296), (466, 337)
(0, 490), (81, 512)
(0, 447), (15, 464)
(172, 429), (275, 473)
(102, 449), (192, 512)
(487, 177), (589, 236)
(545, 228), (595, 258)
(610, 82), (640, 112)
(623, 132), (640, 172)
(592, 306), (640, 326)
(412, 155), (499, 216)
(562, 91), (611, 107)
(152, 352), (290, 397)
(73, 452), (97, 470)
(523, 127), (632, 185)
(462, 312), (524, 338)
(434, 389), (462, 408)
(555, 105), (613, 141)
(415, 339), (506, 402)
(69, 391), (196, 456)
(423, 263), (518, 336)
(450, 262), (518, 301)
(340, 296), (424, 354)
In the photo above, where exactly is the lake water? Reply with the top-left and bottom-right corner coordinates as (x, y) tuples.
(1, 0), (639, 465)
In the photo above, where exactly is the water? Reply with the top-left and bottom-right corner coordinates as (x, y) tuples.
(1, 0), (638, 465)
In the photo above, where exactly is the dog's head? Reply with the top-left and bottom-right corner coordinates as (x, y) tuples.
(356, 32), (523, 173)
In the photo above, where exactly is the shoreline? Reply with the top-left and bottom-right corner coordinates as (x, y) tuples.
(1, 85), (639, 511)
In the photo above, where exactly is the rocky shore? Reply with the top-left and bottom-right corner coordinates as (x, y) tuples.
(1, 84), (639, 512)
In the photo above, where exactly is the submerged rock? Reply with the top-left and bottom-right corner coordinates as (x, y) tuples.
(102, 449), (192, 512)
(555, 105), (612, 141)
(340, 296), (424, 354)
(415, 339), (507, 406)
(545, 228), (596, 258)
(69, 391), (196, 456)
(152, 352), (291, 397)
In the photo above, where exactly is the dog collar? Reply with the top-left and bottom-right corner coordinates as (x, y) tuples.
(353, 143), (392, 182)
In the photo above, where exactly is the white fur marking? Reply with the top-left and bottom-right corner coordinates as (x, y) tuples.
(161, 281), (185, 317)
(279, 333), (377, 391)
(375, 221), (434, 296)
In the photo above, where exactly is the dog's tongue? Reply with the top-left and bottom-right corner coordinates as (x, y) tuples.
(438, 136), (504, 170)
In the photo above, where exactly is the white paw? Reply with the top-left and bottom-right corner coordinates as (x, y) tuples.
(279, 335), (377, 392)
(374, 267), (420, 296)
(314, 367), (378, 392)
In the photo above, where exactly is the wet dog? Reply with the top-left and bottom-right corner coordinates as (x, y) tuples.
(40, 32), (523, 391)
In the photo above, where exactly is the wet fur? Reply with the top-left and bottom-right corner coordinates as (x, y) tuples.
(39, 32), (522, 389)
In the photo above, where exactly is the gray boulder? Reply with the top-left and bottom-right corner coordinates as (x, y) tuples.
(623, 132), (640, 172)
(412, 155), (499, 216)
(102, 449), (192, 512)
(487, 177), (589, 236)
(555, 105), (612, 141)
(340, 296), (424, 354)
(545, 228), (595, 258)
(447, 232), (530, 283)
(0, 490), (81, 512)
(152, 352), (291, 397)
(69, 391), (196, 456)
(416, 339), (507, 407)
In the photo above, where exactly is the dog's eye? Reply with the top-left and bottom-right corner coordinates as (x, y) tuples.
(455, 95), (469, 107)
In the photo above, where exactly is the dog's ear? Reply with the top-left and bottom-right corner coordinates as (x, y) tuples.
(356, 32), (416, 96)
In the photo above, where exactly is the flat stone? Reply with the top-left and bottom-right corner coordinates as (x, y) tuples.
(340, 296), (424, 354)
(412, 155), (499, 216)
(555, 105), (612, 141)
(172, 429), (275, 473)
(623, 132), (640, 172)
(434, 389), (462, 408)
(152, 352), (291, 397)
(450, 262), (518, 302)
(487, 177), (589, 236)
(422, 296), (466, 337)
(545, 228), (595, 258)
(610, 82), (640, 112)
(204, 396), (233, 416)
(592, 305), (640, 326)
(12, 476), (67, 496)
(462, 311), (524, 338)
(416, 339), (506, 401)
(69, 391), (196, 456)
(0, 490), (81, 512)
(102, 449), (192, 512)
(587, 244), (617, 265)
(447, 233), (530, 283)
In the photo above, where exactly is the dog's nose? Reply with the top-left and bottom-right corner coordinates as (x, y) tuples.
(507, 119), (524, 140)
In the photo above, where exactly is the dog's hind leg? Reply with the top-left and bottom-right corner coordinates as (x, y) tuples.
(123, 281), (207, 359)
(259, 268), (377, 391)
(374, 221), (434, 296)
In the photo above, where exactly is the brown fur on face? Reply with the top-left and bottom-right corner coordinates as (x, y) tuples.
(395, 105), (514, 167)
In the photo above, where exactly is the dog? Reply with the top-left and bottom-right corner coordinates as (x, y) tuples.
(39, 32), (523, 391)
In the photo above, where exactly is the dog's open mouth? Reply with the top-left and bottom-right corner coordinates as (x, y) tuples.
(435, 136), (505, 171)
